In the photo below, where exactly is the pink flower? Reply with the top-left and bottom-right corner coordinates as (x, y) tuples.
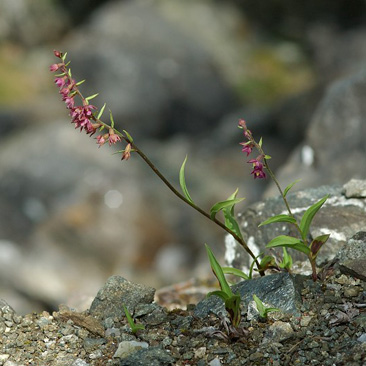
(64, 96), (75, 109)
(49, 63), (60, 72)
(96, 134), (108, 147)
(108, 129), (121, 145)
(54, 77), (67, 88)
(240, 142), (253, 156)
(248, 158), (266, 179)
(69, 104), (96, 132)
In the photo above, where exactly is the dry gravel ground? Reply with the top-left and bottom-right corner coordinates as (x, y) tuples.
(1, 266), (366, 366)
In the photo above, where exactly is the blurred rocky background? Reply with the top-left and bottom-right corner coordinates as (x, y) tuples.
(0, 0), (365, 314)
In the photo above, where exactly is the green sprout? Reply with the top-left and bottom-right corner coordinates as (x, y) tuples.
(252, 294), (279, 320)
(205, 244), (241, 327)
(123, 304), (145, 334)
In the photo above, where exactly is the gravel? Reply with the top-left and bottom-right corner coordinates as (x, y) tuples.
(1, 267), (366, 366)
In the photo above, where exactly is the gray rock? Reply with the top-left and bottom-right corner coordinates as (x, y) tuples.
(118, 346), (174, 366)
(262, 321), (294, 343)
(89, 276), (155, 321)
(113, 341), (149, 359)
(227, 181), (366, 272)
(194, 272), (306, 319)
(336, 232), (366, 281)
(344, 179), (366, 198)
(264, 70), (366, 198)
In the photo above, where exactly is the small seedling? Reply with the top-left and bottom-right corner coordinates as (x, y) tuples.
(205, 244), (241, 327)
(252, 294), (279, 320)
(123, 304), (145, 334)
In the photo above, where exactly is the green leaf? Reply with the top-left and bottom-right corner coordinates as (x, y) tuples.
(205, 244), (233, 297)
(210, 197), (244, 220)
(264, 155), (272, 160)
(300, 195), (329, 239)
(179, 156), (194, 204)
(266, 235), (310, 255)
(258, 137), (263, 147)
(61, 52), (68, 61)
(222, 267), (249, 280)
(207, 290), (230, 301)
(76, 79), (86, 86)
(68, 68), (72, 78)
(222, 211), (243, 240)
(123, 305), (145, 333)
(284, 179), (302, 197)
(258, 214), (297, 227)
(85, 93), (99, 102)
(279, 247), (293, 270)
(309, 234), (330, 259)
(253, 294), (266, 317)
(123, 130), (134, 143)
(253, 295), (279, 318)
(109, 110), (115, 128)
(258, 255), (277, 271)
(97, 103), (106, 120)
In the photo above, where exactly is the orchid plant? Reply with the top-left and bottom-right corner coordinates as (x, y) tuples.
(238, 119), (330, 281)
(50, 50), (329, 305)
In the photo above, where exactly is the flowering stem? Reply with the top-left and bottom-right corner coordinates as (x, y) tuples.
(50, 51), (263, 275)
(254, 142), (303, 238)
(119, 136), (262, 272)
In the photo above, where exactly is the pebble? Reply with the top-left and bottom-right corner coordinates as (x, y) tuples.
(113, 341), (149, 359)
(209, 357), (222, 366)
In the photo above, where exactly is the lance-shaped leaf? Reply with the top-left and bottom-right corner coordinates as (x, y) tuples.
(284, 179), (301, 197)
(85, 93), (99, 102)
(205, 244), (233, 297)
(207, 290), (230, 301)
(259, 214), (297, 227)
(122, 305), (145, 334)
(222, 211), (243, 240)
(222, 266), (249, 281)
(109, 110), (115, 128)
(123, 130), (134, 143)
(279, 247), (293, 270)
(210, 189), (244, 239)
(179, 156), (194, 204)
(266, 235), (310, 255)
(300, 195), (329, 239)
(253, 294), (279, 319)
(97, 103), (106, 120)
(309, 234), (330, 259)
(210, 194), (244, 220)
